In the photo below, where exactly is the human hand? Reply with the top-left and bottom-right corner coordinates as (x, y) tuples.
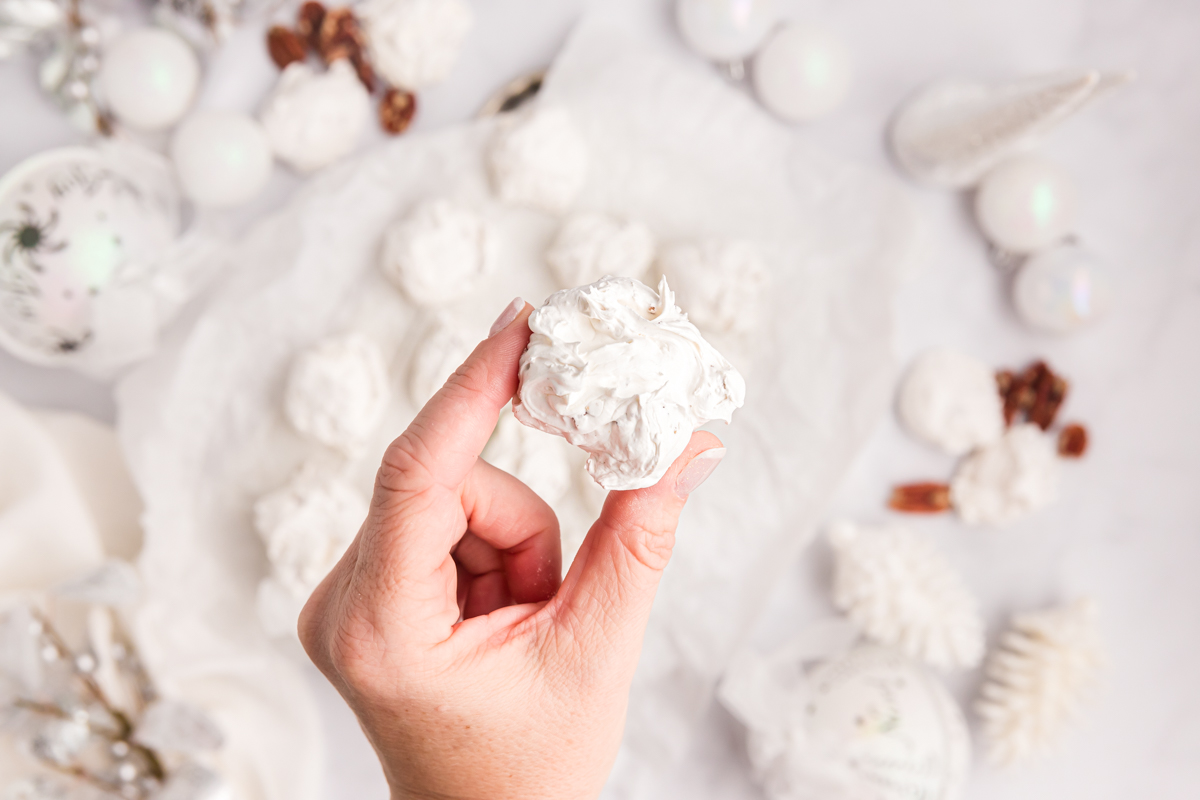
(299, 298), (726, 800)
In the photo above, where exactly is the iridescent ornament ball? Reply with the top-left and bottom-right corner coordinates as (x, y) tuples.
(752, 22), (853, 121)
(974, 155), (1077, 254)
(1012, 244), (1113, 333)
(170, 112), (273, 208)
(99, 28), (200, 131)
(675, 0), (778, 62)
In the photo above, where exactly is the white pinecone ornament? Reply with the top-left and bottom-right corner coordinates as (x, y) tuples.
(828, 520), (984, 670)
(976, 598), (1103, 766)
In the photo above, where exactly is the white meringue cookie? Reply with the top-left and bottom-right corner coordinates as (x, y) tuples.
(514, 276), (744, 491)
(546, 213), (655, 288)
(359, 0), (474, 90)
(951, 423), (1060, 526)
(381, 198), (497, 307)
(407, 315), (471, 407)
(489, 107), (589, 214)
(897, 348), (1005, 455)
(656, 239), (769, 335)
(253, 465), (367, 600)
(260, 60), (370, 174)
(482, 407), (571, 505)
(284, 333), (390, 454)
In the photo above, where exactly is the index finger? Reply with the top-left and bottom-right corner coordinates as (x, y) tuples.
(378, 298), (532, 501)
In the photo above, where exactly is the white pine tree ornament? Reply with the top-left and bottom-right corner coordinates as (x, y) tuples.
(828, 520), (985, 670)
(976, 598), (1104, 766)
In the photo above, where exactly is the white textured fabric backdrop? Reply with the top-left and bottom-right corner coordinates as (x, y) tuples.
(2, 1), (1198, 798)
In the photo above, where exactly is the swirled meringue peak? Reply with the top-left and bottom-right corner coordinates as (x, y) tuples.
(514, 276), (745, 491)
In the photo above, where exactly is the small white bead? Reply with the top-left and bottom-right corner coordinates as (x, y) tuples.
(99, 28), (200, 130)
(974, 156), (1077, 254)
(676, 0), (778, 62)
(1012, 244), (1112, 333)
(752, 22), (853, 121)
(170, 111), (273, 208)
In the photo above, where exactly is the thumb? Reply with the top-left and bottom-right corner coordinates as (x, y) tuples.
(555, 432), (726, 655)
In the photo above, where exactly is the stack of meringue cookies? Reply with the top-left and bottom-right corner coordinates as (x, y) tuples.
(250, 99), (749, 641)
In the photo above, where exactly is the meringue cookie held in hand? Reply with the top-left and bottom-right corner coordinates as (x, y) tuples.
(513, 276), (745, 491)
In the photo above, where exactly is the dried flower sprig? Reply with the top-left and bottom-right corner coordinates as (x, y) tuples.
(2, 602), (221, 800)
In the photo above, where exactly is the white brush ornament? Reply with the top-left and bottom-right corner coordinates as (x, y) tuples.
(890, 69), (1133, 188)
(828, 520), (984, 670)
(976, 598), (1104, 766)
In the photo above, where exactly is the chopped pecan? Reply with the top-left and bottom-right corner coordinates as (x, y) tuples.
(316, 7), (365, 65)
(380, 88), (417, 134)
(1016, 361), (1068, 429)
(350, 49), (376, 92)
(267, 26), (307, 69)
(999, 360), (1069, 429)
(888, 482), (952, 514)
(999, 367), (1033, 426)
(1057, 424), (1089, 458)
(297, 1), (327, 49)
(996, 369), (1014, 398)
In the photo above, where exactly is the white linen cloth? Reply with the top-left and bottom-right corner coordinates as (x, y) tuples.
(0, 391), (322, 800)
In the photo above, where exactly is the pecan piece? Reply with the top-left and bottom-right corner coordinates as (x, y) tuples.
(267, 26), (307, 70)
(380, 88), (417, 135)
(888, 482), (952, 514)
(1057, 424), (1089, 458)
(316, 7), (365, 65)
(350, 49), (376, 92)
(996, 369), (1014, 399)
(999, 360), (1069, 428)
(1028, 367), (1068, 429)
(297, 1), (327, 50)
(999, 367), (1035, 426)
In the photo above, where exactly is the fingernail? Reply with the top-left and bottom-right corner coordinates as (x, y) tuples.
(675, 447), (726, 498)
(489, 297), (524, 338)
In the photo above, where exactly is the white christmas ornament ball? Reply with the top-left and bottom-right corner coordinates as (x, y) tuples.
(676, 0), (778, 62)
(1013, 244), (1113, 333)
(807, 646), (971, 800)
(170, 112), (272, 208)
(752, 22), (853, 121)
(975, 156), (1078, 254)
(99, 28), (200, 131)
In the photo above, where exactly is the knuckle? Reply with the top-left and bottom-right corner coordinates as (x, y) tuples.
(446, 354), (494, 400)
(617, 521), (675, 573)
(296, 599), (325, 664)
(327, 618), (378, 680)
(376, 434), (431, 496)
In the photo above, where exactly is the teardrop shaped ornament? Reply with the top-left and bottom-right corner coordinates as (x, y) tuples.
(890, 69), (1133, 188)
